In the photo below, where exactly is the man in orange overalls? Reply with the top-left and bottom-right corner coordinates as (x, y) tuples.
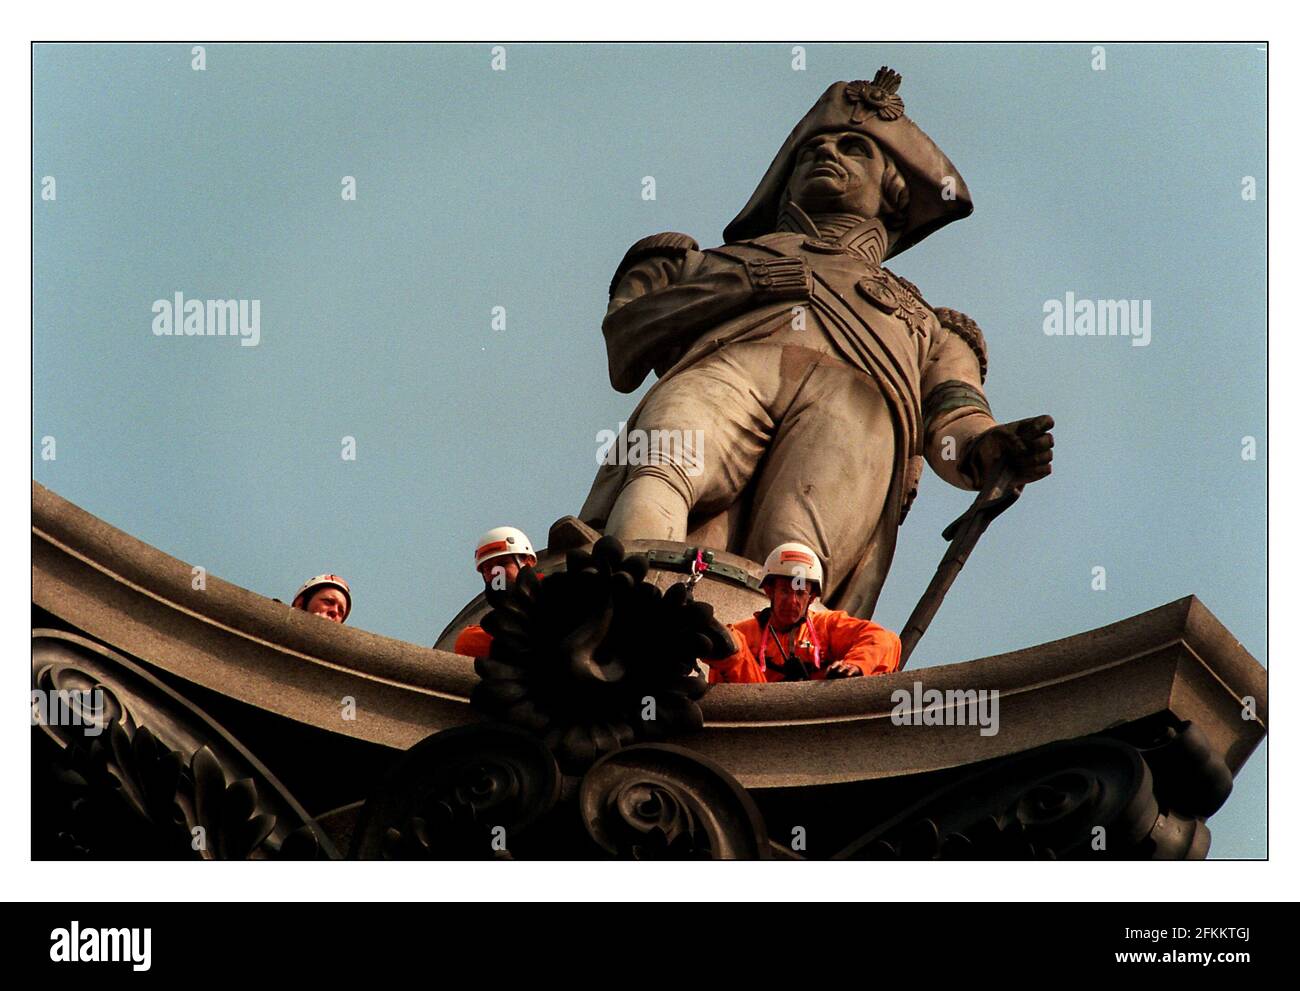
(452, 526), (538, 658)
(709, 542), (901, 684)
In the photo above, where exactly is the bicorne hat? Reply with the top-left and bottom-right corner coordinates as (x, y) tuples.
(723, 68), (973, 258)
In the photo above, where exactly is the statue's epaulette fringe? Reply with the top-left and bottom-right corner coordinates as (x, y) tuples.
(609, 232), (700, 297)
(933, 306), (989, 383)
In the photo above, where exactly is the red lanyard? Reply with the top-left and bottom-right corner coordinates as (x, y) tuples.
(758, 614), (821, 673)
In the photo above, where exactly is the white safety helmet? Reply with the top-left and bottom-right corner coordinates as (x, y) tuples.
(760, 542), (824, 593)
(474, 526), (537, 571)
(292, 573), (352, 618)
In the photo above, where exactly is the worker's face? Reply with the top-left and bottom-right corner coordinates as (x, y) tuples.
(786, 131), (886, 217)
(479, 555), (534, 591)
(764, 576), (814, 628)
(306, 588), (348, 623)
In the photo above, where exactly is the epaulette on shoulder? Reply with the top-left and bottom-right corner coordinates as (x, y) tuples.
(609, 232), (700, 297)
(933, 307), (989, 383)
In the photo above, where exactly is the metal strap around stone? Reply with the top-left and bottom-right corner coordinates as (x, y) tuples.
(645, 549), (763, 591)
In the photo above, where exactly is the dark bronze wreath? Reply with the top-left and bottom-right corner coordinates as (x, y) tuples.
(470, 536), (736, 770)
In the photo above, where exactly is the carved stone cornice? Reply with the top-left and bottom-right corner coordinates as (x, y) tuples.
(693, 594), (1266, 789)
(32, 629), (338, 859)
(33, 481), (481, 752)
(33, 482), (1266, 797)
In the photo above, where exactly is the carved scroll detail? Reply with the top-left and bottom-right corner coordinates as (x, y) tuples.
(835, 737), (1163, 860)
(578, 744), (770, 860)
(349, 724), (562, 860)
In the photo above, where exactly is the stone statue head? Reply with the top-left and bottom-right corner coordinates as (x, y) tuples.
(782, 130), (910, 232)
(725, 69), (972, 257)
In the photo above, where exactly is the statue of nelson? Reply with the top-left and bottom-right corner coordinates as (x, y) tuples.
(580, 69), (1053, 619)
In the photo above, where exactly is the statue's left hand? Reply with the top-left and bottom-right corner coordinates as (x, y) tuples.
(967, 415), (1054, 488)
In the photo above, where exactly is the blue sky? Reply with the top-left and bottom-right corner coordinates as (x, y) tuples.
(33, 42), (1266, 856)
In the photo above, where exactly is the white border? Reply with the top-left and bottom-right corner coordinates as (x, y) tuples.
(9, 4), (1288, 903)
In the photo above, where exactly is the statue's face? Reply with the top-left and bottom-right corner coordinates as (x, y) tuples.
(786, 130), (886, 217)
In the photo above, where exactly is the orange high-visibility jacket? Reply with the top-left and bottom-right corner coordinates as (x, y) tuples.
(453, 624), (494, 659)
(709, 607), (902, 684)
